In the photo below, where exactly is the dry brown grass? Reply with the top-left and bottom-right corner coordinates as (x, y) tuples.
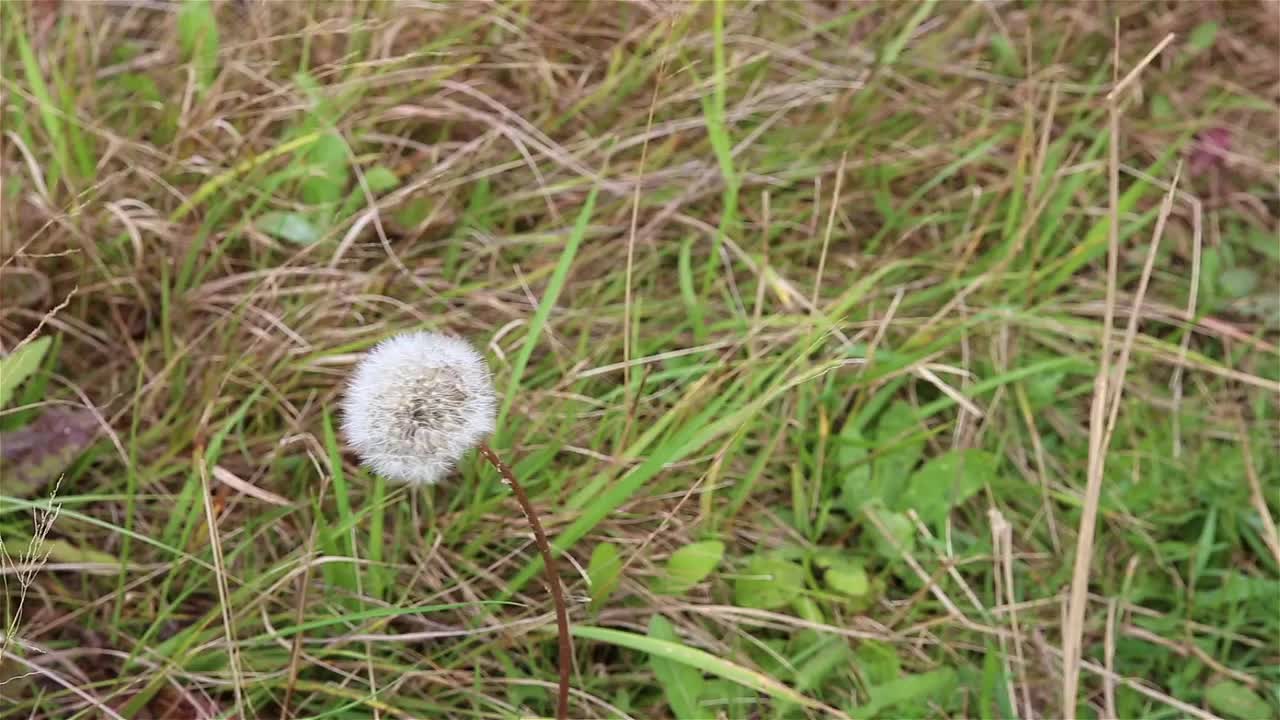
(2, 1), (1277, 718)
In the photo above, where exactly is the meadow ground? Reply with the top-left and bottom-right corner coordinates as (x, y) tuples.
(1, 1), (1278, 719)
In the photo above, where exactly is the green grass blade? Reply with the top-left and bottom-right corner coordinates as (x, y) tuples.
(9, 2), (70, 195)
(495, 182), (601, 435)
(322, 408), (361, 598)
(571, 624), (847, 717)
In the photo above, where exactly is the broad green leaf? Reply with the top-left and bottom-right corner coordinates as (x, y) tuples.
(837, 425), (873, 513)
(1186, 21), (1219, 55)
(853, 668), (957, 720)
(872, 402), (924, 507)
(393, 198), (433, 228)
(587, 542), (622, 613)
(837, 424), (871, 468)
(1219, 267), (1258, 298)
(1196, 572), (1277, 609)
(988, 33), (1020, 74)
(255, 211), (321, 245)
(898, 449), (997, 524)
(1205, 680), (1271, 720)
(700, 679), (753, 712)
(116, 73), (162, 103)
(791, 595), (825, 624)
(659, 540), (724, 594)
(854, 641), (900, 687)
(735, 555), (804, 610)
(0, 336), (52, 409)
(1025, 371), (1065, 411)
(1150, 94), (1174, 120)
(177, 0), (219, 90)
(981, 643), (1017, 720)
(867, 507), (916, 560)
(823, 558), (869, 598)
(793, 636), (852, 693)
(301, 132), (350, 205)
(41, 538), (118, 565)
(648, 616), (704, 720)
(363, 166), (400, 194)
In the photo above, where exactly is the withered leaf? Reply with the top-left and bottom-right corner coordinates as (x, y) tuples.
(0, 407), (99, 497)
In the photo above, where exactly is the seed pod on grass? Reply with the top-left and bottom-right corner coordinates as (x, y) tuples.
(341, 331), (497, 485)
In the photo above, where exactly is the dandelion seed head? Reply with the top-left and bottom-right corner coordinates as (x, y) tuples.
(341, 331), (496, 485)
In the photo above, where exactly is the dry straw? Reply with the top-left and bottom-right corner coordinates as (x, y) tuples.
(342, 330), (572, 720)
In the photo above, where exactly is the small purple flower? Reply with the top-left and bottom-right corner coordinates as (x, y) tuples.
(1189, 127), (1231, 175)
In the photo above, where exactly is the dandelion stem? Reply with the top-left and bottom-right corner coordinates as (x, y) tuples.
(478, 442), (571, 720)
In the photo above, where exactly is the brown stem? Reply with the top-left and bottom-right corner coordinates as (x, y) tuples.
(478, 442), (571, 720)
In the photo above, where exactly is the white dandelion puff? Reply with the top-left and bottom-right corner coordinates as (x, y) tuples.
(339, 327), (572, 720)
(341, 330), (497, 485)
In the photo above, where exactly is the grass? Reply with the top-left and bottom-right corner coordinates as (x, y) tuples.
(1, 2), (1278, 719)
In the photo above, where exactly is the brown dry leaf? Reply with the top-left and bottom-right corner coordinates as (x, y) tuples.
(212, 464), (294, 507)
(32, 0), (62, 41)
(0, 407), (98, 497)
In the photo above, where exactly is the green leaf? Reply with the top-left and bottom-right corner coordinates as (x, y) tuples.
(988, 33), (1020, 74)
(853, 668), (957, 720)
(659, 540), (724, 594)
(735, 555), (804, 609)
(1187, 21), (1219, 56)
(116, 73), (162, 103)
(853, 641), (900, 687)
(898, 449), (997, 524)
(981, 642), (1017, 720)
(1219, 267), (1258, 299)
(1025, 371), (1065, 412)
(0, 336), (52, 409)
(1205, 680), (1271, 720)
(587, 542), (622, 613)
(301, 132), (350, 205)
(363, 166), (400, 194)
(648, 616), (705, 720)
(872, 402), (924, 507)
(177, 0), (220, 90)
(1200, 247), (1222, 307)
(822, 558), (869, 598)
(837, 423), (871, 469)
(42, 538), (119, 565)
(836, 424), (873, 513)
(793, 636), (852, 693)
(393, 198), (433, 228)
(867, 507), (916, 560)
(572, 624), (833, 713)
(1150, 94), (1174, 120)
(255, 211), (321, 245)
